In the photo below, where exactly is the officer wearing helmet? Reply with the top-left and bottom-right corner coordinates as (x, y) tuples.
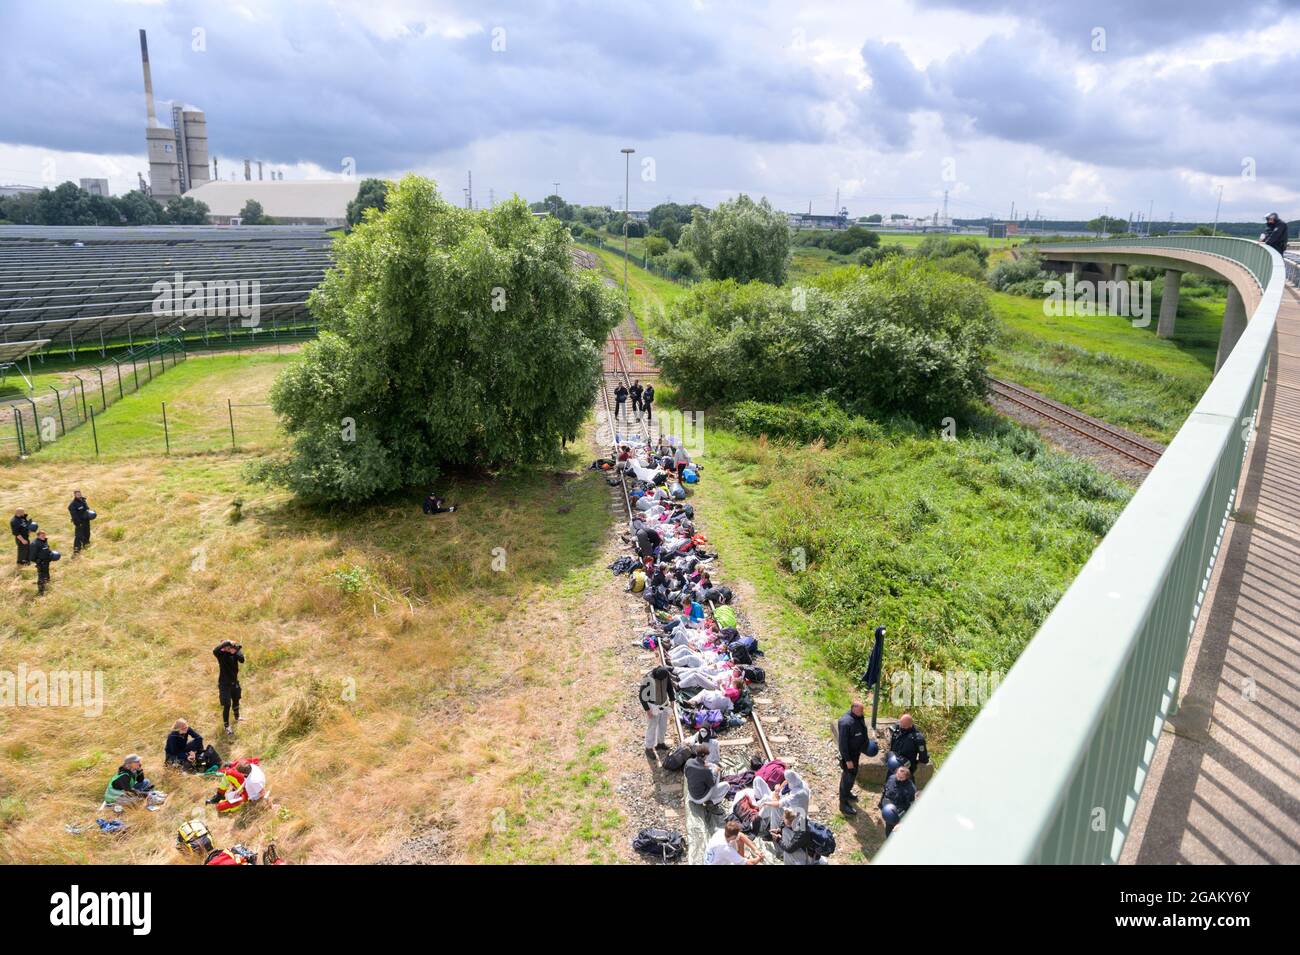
(887, 712), (930, 775)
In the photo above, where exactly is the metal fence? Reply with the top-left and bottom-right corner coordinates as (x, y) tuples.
(876, 236), (1286, 865)
(1, 337), (187, 460)
(84, 399), (281, 458)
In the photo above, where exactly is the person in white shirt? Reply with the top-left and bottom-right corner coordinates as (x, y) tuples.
(704, 820), (762, 865)
(235, 759), (267, 802)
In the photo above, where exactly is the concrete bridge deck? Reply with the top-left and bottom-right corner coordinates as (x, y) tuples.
(1122, 283), (1300, 864)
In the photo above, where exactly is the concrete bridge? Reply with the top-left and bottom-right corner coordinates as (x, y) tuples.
(875, 236), (1297, 865)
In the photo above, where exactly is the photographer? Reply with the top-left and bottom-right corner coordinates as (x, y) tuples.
(213, 640), (245, 735)
(68, 489), (95, 555)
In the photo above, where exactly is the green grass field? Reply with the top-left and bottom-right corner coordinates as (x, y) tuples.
(0, 349), (645, 864)
(578, 241), (689, 332)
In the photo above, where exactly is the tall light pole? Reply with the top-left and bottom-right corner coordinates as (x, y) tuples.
(621, 147), (635, 297)
(553, 181), (560, 217)
(1212, 184), (1224, 237)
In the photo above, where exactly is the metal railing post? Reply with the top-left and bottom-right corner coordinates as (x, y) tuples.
(50, 386), (66, 437)
(89, 406), (99, 458)
(74, 376), (88, 421)
(161, 402), (170, 454)
(97, 368), (107, 410)
(132, 354), (139, 391)
(25, 397), (40, 450)
(228, 398), (236, 449)
(14, 408), (25, 457)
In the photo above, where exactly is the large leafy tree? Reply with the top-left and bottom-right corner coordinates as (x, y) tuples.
(163, 195), (209, 224)
(680, 194), (790, 285)
(239, 199), (269, 224)
(116, 190), (164, 225)
(259, 175), (623, 503)
(345, 177), (389, 227)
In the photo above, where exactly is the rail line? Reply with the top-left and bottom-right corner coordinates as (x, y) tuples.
(988, 376), (1164, 469)
(599, 317), (779, 861)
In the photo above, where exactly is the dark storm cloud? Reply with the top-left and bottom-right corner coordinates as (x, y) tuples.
(0, 0), (835, 171)
(857, 24), (1300, 182)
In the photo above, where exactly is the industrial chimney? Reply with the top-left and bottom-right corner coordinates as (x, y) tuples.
(243, 159), (251, 181)
(257, 160), (264, 181)
(139, 29), (157, 124)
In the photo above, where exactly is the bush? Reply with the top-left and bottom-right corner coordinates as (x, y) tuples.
(680, 194), (790, 285)
(644, 235), (670, 257)
(989, 250), (1048, 292)
(651, 256), (996, 420)
(255, 176), (623, 503)
(723, 398), (885, 445)
(654, 249), (700, 280)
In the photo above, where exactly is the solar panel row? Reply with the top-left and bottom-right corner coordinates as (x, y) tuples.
(0, 227), (334, 351)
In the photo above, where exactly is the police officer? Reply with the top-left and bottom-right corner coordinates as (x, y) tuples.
(642, 383), (655, 424)
(629, 380), (644, 419)
(31, 530), (56, 595)
(10, 509), (33, 565)
(68, 489), (93, 555)
(836, 700), (871, 815)
(613, 383), (629, 420)
(213, 640), (245, 735)
(880, 765), (916, 837)
(887, 712), (929, 774)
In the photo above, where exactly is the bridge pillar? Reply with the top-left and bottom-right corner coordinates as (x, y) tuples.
(1157, 269), (1182, 338)
(1113, 263), (1128, 284)
(1070, 262), (1083, 278)
(1214, 284), (1248, 373)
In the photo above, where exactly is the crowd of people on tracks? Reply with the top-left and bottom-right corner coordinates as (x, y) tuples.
(11, 494), (283, 862)
(602, 406), (839, 865)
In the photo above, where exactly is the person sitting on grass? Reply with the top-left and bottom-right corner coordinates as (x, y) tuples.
(422, 493), (456, 515)
(164, 719), (222, 773)
(207, 763), (248, 814)
(880, 765), (917, 837)
(103, 754), (153, 806)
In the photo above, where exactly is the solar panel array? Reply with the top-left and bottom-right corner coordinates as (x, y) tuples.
(0, 226), (334, 351)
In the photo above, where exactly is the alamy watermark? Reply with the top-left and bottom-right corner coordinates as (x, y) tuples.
(1043, 274), (1152, 328)
(890, 663), (1004, 708)
(152, 272), (261, 327)
(1, 665), (104, 717)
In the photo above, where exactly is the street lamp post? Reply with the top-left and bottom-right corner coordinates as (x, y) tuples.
(621, 147), (635, 298)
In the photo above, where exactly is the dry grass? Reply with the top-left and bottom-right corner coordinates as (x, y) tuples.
(0, 353), (634, 864)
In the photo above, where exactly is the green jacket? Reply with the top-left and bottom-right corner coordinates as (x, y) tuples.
(104, 765), (143, 803)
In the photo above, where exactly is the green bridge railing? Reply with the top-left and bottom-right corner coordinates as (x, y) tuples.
(876, 236), (1286, 864)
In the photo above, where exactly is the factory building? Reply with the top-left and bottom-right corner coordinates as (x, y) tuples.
(139, 29), (210, 199)
(183, 179), (362, 226)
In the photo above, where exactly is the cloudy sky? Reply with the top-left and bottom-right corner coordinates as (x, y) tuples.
(2, 0), (1298, 222)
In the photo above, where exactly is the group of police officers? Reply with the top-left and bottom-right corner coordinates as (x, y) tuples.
(9, 490), (95, 594)
(836, 702), (929, 837)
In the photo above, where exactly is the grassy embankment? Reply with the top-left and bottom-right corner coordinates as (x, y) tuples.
(0, 351), (634, 864)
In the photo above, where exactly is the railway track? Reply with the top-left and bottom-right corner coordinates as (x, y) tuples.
(599, 317), (781, 862)
(988, 376), (1164, 469)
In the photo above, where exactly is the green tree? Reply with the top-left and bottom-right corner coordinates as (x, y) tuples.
(163, 195), (209, 224)
(679, 194), (790, 285)
(115, 190), (164, 225)
(39, 182), (95, 225)
(256, 176), (623, 504)
(345, 177), (390, 227)
(864, 213), (883, 224)
(239, 199), (269, 224)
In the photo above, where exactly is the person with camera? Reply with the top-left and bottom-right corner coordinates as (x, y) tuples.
(213, 640), (245, 735)
(68, 489), (95, 555)
(10, 508), (34, 566)
(31, 530), (59, 595)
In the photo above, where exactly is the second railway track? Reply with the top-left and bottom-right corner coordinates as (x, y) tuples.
(988, 376), (1164, 469)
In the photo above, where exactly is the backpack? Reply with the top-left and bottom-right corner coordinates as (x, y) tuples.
(713, 606), (737, 630)
(742, 665), (765, 684)
(729, 642), (753, 665)
(633, 827), (684, 861)
(660, 746), (692, 772)
(682, 468), (698, 484)
(176, 819), (214, 856)
(803, 820), (837, 858)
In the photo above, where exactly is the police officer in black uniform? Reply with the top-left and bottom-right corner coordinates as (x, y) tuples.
(836, 700), (870, 815)
(613, 383), (629, 421)
(68, 489), (93, 555)
(10, 509), (34, 565)
(642, 383), (655, 424)
(31, 530), (56, 595)
(213, 640), (245, 735)
(887, 712), (930, 774)
(629, 380), (644, 419)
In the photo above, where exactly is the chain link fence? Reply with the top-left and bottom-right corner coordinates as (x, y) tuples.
(0, 338), (187, 460)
